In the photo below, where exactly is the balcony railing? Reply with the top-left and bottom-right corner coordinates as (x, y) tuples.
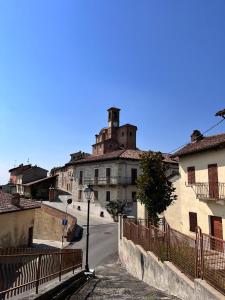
(189, 182), (225, 200)
(83, 176), (137, 186)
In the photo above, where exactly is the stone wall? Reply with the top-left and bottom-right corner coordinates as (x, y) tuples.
(34, 204), (76, 241)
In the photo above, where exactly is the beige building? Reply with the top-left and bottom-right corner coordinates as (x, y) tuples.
(0, 191), (40, 248)
(52, 108), (178, 219)
(164, 130), (225, 240)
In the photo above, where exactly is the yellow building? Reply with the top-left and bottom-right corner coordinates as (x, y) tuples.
(0, 191), (40, 248)
(164, 130), (225, 240)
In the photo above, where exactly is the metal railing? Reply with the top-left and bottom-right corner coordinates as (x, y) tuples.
(83, 177), (137, 186)
(0, 249), (82, 299)
(190, 182), (225, 200)
(123, 218), (225, 295)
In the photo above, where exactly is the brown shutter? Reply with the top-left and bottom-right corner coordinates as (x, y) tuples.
(208, 164), (219, 198)
(187, 167), (195, 185)
(189, 212), (197, 232)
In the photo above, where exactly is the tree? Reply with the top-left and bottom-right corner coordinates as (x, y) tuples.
(137, 151), (176, 225)
(106, 200), (127, 222)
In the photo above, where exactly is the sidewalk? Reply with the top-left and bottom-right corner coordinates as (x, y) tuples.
(69, 260), (180, 300)
(42, 201), (115, 226)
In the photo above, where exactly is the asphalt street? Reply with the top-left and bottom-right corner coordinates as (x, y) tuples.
(67, 221), (118, 268)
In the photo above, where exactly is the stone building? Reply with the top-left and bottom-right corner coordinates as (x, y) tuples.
(52, 108), (178, 219)
(92, 107), (137, 155)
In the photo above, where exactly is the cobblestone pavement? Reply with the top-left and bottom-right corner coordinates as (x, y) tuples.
(69, 261), (180, 300)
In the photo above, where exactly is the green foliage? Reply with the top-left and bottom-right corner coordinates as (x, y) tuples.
(137, 151), (177, 225)
(106, 200), (127, 221)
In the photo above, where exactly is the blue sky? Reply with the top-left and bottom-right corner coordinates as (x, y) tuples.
(1, 0), (225, 184)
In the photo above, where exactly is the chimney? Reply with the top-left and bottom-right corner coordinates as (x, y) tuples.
(191, 130), (203, 142)
(11, 193), (21, 207)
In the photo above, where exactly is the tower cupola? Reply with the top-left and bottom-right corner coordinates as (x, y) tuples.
(107, 107), (120, 128)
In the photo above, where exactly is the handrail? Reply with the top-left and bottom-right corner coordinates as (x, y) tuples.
(0, 249), (83, 298)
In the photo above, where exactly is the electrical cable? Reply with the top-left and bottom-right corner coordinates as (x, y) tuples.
(169, 118), (225, 154)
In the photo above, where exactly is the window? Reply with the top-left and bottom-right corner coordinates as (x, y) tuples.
(95, 169), (99, 177)
(187, 167), (195, 185)
(106, 168), (111, 183)
(79, 171), (83, 185)
(189, 212), (197, 232)
(131, 168), (137, 185)
(106, 191), (110, 202)
(122, 132), (124, 137)
(130, 131), (132, 136)
(78, 190), (82, 200)
(94, 191), (98, 201)
(132, 192), (137, 202)
(94, 169), (99, 184)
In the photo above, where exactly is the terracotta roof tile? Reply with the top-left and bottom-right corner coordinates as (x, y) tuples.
(0, 192), (40, 214)
(67, 149), (177, 165)
(174, 133), (225, 157)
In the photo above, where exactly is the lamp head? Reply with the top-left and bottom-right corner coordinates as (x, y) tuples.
(84, 185), (94, 201)
(67, 198), (72, 205)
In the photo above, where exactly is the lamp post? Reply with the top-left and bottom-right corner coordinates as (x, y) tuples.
(62, 198), (72, 248)
(84, 185), (94, 272)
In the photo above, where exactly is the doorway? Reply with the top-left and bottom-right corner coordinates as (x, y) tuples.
(28, 227), (33, 247)
(210, 216), (223, 251)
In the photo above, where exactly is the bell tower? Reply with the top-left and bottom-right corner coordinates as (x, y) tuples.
(108, 107), (120, 128)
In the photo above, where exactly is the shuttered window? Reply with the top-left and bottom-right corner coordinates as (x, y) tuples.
(94, 191), (98, 201)
(78, 190), (82, 200)
(189, 212), (197, 232)
(106, 191), (110, 202)
(187, 166), (195, 185)
(79, 171), (83, 185)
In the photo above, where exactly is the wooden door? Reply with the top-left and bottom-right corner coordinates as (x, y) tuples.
(208, 164), (219, 199)
(210, 216), (223, 251)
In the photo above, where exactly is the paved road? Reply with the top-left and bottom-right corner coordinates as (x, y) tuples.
(67, 222), (118, 268)
(69, 260), (180, 300)
(44, 201), (118, 268)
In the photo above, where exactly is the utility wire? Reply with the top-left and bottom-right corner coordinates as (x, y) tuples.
(169, 118), (225, 154)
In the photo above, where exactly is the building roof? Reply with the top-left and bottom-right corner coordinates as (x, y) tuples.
(0, 192), (40, 214)
(9, 164), (32, 174)
(9, 164), (48, 175)
(23, 175), (58, 187)
(119, 124), (137, 129)
(107, 107), (120, 111)
(67, 149), (178, 165)
(173, 132), (225, 157)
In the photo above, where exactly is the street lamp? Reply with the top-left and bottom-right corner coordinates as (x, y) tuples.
(62, 198), (72, 248)
(84, 185), (94, 272)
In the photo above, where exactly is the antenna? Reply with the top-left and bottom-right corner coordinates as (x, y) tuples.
(27, 157), (30, 164)
(215, 108), (225, 119)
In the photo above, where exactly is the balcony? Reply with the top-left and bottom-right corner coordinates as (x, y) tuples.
(189, 182), (225, 202)
(83, 176), (137, 186)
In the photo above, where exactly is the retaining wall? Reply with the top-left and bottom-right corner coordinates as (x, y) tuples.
(34, 204), (76, 241)
(119, 236), (224, 300)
